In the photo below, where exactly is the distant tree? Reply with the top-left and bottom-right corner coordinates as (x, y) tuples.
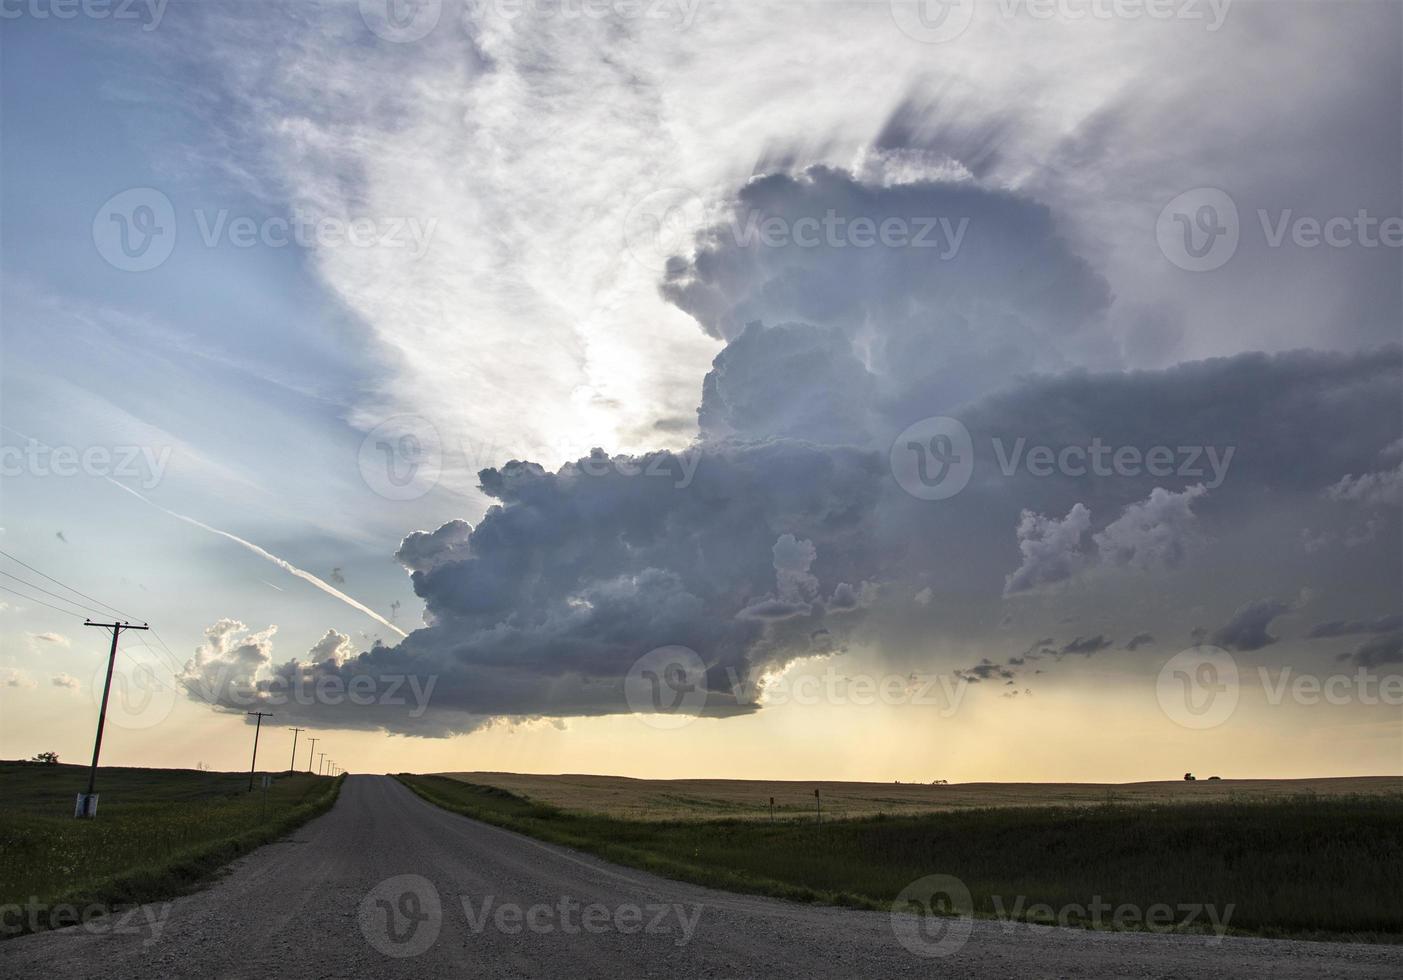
(1183, 772), (1196, 781)
(31, 751), (59, 765)
(1208, 775), (1221, 781)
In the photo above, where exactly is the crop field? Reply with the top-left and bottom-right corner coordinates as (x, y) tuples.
(446, 771), (1403, 821)
(402, 774), (1403, 941)
(0, 761), (341, 936)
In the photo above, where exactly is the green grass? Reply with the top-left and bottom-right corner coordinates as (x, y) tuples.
(0, 761), (342, 937)
(399, 773), (1403, 942)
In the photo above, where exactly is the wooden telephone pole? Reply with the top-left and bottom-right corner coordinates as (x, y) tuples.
(79, 620), (149, 818)
(288, 727), (304, 772)
(247, 711), (273, 791)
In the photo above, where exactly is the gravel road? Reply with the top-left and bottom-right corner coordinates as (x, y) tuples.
(3, 774), (1399, 979)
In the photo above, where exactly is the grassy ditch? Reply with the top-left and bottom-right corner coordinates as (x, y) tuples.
(0, 761), (343, 937)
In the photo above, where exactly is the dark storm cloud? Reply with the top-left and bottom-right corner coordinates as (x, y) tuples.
(1342, 631), (1403, 668)
(1060, 635), (1114, 657)
(1308, 614), (1403, 639)
(661, 165), (1114, 412)
(1124, 633), (1156, 651)
(1211, 599), (1293, 652)
(178, 162), (1402, 735)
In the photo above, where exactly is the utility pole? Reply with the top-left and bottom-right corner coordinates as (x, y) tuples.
(246, 711), (273, 791)
(288, 727), (304, 773)
(306, 737), (319, 773)
(317, 751), (326, 776)
(79, 620), (149, 818)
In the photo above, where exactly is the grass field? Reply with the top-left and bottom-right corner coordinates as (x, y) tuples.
(449, 771), (1403, 821)
(0, 761), (341, 937)
(401, 773), (1403, 941)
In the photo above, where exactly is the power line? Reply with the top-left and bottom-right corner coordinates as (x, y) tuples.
(0, 548), (141, 622)
(128, 634), (218, 708)
(0, 569), (113, 619)
(0, 583), (89, 619)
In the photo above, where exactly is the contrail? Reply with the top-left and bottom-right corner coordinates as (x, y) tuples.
(1, 423), (408, 638)
(105, 480), (408, 638)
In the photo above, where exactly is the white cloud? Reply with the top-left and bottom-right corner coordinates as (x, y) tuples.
(2, 668), (36, 688)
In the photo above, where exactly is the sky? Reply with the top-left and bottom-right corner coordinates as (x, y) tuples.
(0, 0), (1399, 782)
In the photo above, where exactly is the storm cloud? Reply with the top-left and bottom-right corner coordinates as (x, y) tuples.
(179, 165), (1402, 735)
